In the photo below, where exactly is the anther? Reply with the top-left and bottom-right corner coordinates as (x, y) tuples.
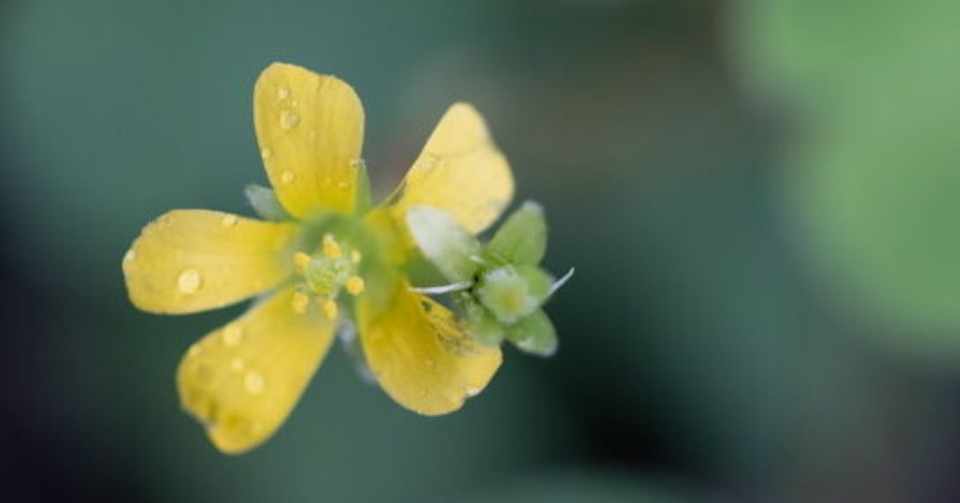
(322, 234), (342, 259)
(346, 275), (365, 296)
(321, 299), (339, 320)
(292, 292), (310, 314)
(294, 252), (312, 273)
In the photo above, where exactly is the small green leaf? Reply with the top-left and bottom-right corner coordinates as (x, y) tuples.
(405, 206), (482, 283)
(244, 184), (293, 221)
(352, 159), (372, 216)
(476, 265), (553, 324)
(486, 201), (547, 265)
(507, 309), (557, 357)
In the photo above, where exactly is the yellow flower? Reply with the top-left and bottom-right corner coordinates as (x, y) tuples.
(122, 63), (514, 454)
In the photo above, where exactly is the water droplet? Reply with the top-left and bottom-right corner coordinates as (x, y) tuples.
(222, 325), (243, 346)
(187, 344), (202, 358)
(244, 371), (265, 394)
(177, 269), (202, 294)
(221, 214), (238, 227)
(277, 86), (290, 100)
(280, 109), (300, 130)
(281, 170), (295, 184)
(466, 386), (481, 397)
(123, 249), (136, 263)
(260, 148), (272, 160)
(230, 358), (245, 372)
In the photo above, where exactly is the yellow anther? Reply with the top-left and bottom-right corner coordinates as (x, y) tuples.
(321, 299), (339, 320)
(293, 252), (312, 273)
(322, 234), (342, 258)
(291, 292), (310, 314)
(346, 275), (365, 296)
(351, 250), (362, 264)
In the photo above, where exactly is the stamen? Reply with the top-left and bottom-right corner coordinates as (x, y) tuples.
(293, 252), (312, 273)
(346, 275), (365, 295)
(321, 299), (339, 320)
(291, 291), (310, 314)
(322, 234), (343, 259)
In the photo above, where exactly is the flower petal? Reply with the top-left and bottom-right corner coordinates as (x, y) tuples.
(357, 279), (502, 415)
(177, 287), (336, 454)
(254, 62), (365, 217)
(388, 103), (514, 234)
(123, 210), (298, 314)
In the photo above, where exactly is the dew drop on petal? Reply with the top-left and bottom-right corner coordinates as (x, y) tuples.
(466, 386), (481, 397)
(222, 325), (243, 346)
(221, 214), (238, 227)
(177, 269), (202, 294)
(260, 148), (272, 160)
(280, 110), (300, 130)
(277, 86), (290, 100)
(187, 344), (202, 358)
(281, 170), (295, 184)
(244, 371), (265, 394)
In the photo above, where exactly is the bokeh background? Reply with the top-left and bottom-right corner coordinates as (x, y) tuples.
(4, 1), (960, 501)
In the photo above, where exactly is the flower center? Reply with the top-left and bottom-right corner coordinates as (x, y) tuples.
(291, 233), (366, 320)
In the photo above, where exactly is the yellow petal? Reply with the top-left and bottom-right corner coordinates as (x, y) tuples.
(357, 280), (502, 415)
(123, 210), (298, 314)
(388, 103), (513, 234)
(177, 287), (336, 454)
(254, 62), (365, 217)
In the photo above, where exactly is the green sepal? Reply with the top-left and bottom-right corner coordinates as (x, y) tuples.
(244, 184), (293, 221)
(476, 264), (553, 324)
(459, 294), (505, 346)
(486, 201), (547, 265)
(507, 309), (557, 357)
(352, 159), (373, 216)
(405, 206), (483, 283)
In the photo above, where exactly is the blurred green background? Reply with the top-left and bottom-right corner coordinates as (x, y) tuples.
(4, 1), (960, 501)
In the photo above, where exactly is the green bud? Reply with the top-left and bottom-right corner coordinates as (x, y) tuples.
(244, 184), (292, 221)
(476, 264), (553, 324)
(461, 296), (505, 346)
(406, 206), (482, 283)
(486, 201), (547, 265)
(507, 309), (557, 357)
